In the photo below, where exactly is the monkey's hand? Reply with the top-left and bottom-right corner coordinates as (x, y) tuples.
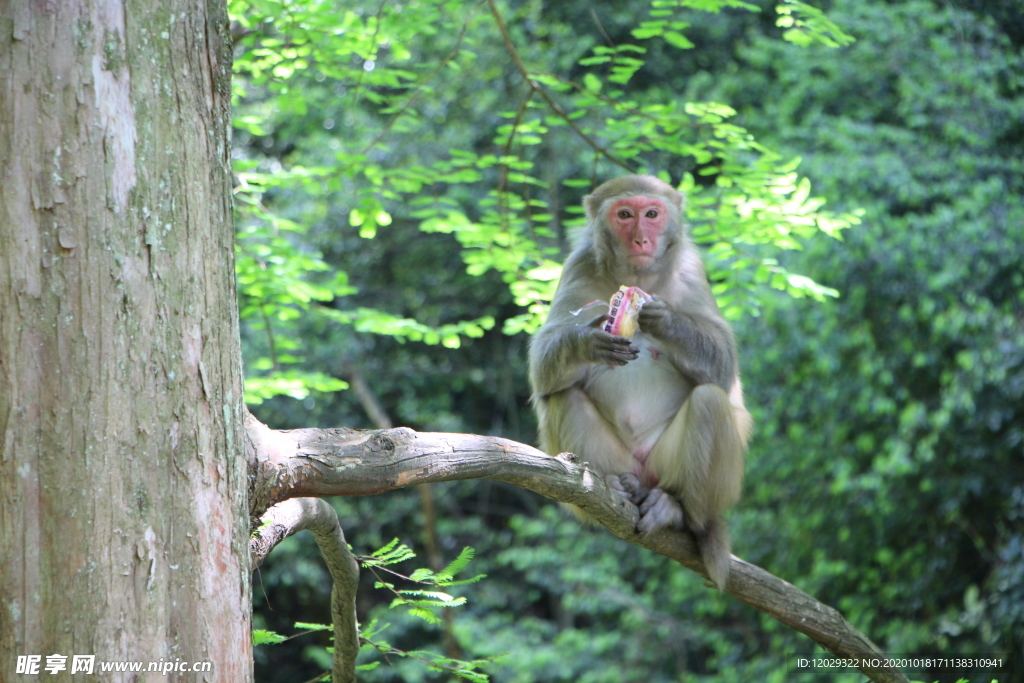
(636, 488), (685, 535)
(584, 313), (639, 366)
(636, 297), (680, 341)
(608, 473), (650, 505)
(610, 476), (684, 534)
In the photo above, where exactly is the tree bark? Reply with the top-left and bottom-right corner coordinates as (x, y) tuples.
(0, 1), (250, 679)
(251, 498), (359, 683)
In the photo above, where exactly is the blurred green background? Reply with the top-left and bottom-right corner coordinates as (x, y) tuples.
(231, 0), (1023, 680)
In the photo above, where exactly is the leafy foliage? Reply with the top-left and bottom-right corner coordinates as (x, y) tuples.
(691, 0), (1024, 677)
(239, 0), (1024, 681)
(230, 0), (858, 404)
(255, 539), (494, 681)
(362, 540), (484, 623)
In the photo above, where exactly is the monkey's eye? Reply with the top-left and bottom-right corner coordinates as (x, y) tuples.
(645, 209), (659, 218)
(617, 209), (632, 219)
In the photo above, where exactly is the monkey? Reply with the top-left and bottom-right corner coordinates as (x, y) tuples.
(528, 174), (752, 589)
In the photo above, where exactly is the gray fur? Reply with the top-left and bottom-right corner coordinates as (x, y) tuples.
(529, 175), (751, 589)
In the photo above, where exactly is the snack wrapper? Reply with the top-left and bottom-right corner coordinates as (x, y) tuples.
(602, 286), (652, 338)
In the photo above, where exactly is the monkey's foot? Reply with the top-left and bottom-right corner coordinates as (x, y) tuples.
(607, 473), (650, 506)
(637, 487), (685, 535)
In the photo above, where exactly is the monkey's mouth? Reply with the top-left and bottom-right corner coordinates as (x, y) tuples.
(628, 254), (656, 269)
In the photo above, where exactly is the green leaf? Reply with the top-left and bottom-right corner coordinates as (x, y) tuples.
(252, 629), (286, 646)
(663, 31), (694, 49)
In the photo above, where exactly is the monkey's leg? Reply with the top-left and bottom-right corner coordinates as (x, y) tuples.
(644, 384), (743, 588)
(645, 383), (744, 533)
(545, 388), (651, 523)
(543, 387), (636, 493)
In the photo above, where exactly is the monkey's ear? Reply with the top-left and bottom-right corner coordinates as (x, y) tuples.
(583, 192), (602, 222)
(668, 187), (686, 214)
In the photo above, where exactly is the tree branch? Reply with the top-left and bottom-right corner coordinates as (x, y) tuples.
(251, 498), (359, 683)
(246, 414), (909, 683)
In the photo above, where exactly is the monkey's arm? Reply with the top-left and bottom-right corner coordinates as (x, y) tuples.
(638, 293), (737, 390)
(529, 313), (639, 396)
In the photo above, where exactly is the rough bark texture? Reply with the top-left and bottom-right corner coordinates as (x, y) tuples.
(251, 498), (359, 683)
(247, 418), (910, 683)
(0, 1), (250, 680)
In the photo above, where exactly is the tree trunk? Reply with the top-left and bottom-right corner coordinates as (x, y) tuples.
(0, 2), (249, 680)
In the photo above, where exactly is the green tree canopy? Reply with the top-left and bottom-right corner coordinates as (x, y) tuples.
(233, 0), (1023, 681)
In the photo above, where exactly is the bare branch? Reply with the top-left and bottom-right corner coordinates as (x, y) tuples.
(251, 498), (359, 683)
(246, 415), (909, 683)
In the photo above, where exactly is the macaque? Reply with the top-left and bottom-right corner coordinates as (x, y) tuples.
(529, 175), (752, 589)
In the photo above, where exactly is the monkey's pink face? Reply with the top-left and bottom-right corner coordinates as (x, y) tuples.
(607, 195), (669, 269)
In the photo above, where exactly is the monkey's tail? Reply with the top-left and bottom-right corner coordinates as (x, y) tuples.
(697, 516), (732, 590)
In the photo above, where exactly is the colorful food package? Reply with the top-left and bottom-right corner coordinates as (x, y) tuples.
(602, 286), (652, 338)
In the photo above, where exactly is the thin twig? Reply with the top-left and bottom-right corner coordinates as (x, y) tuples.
(347, 0), (390, 112)
(590, 8), (615, 48)
(485, 0), (633, 173)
